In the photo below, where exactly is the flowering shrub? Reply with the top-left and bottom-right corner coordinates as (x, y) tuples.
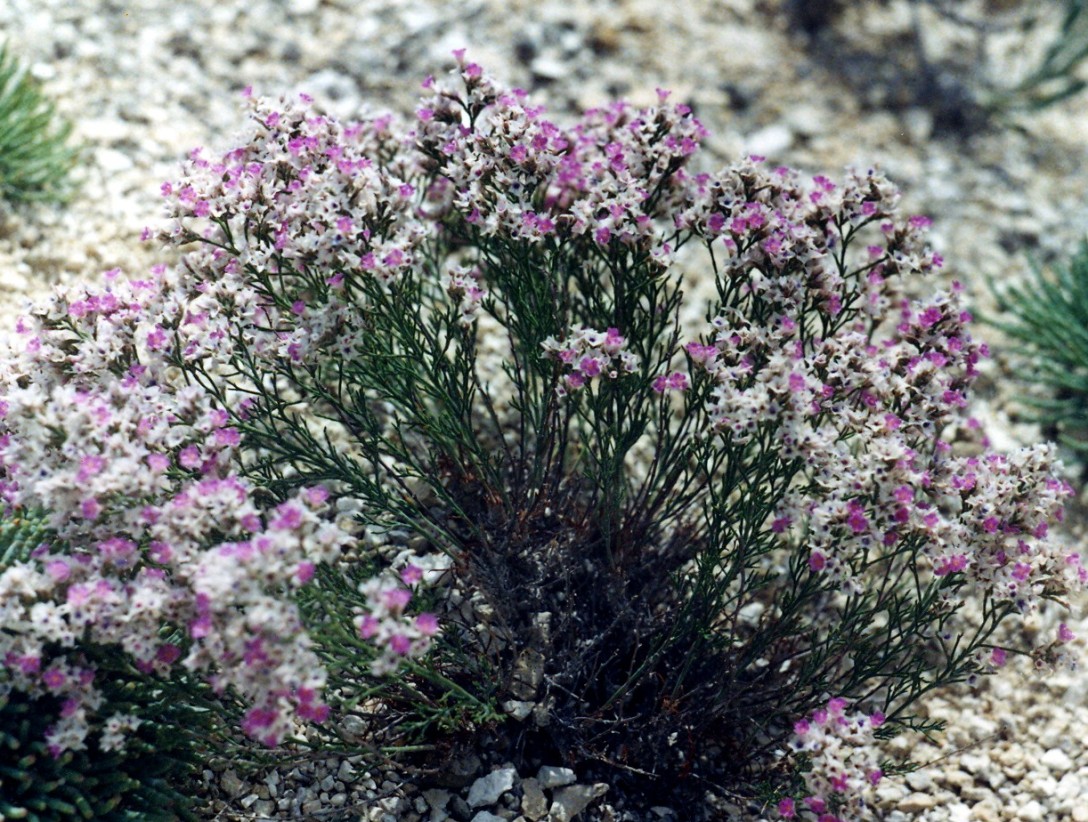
(0, 54), (1082, 816)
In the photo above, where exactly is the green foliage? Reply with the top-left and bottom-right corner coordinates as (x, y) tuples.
(989, 239), (1088, 452)
(0, 44), (78, 206)
(1000, 0), (1088, 110)
(0, 513), (224, 821)
(0, 687), (197, 822)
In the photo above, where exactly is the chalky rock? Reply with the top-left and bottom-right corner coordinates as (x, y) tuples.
(220, 769), (246, 798)
(548, 783), (609, 821)
(340, 713), (368, 741)
(535, 766), (576, 789)
(898, 793), (936, 812)
(467, 767), (517, 808)
(1041, 747), (1073, 772)
(423, 788), (452, 812)
(744, 123), (793, 158)
(337, 759), (357, 782)
(1017, 800), (1045, 821)
(520, 778), (548, 821)
(502, 699), (535, 721)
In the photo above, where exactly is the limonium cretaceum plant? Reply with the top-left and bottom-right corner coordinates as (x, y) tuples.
(0, 52), (1083, 819)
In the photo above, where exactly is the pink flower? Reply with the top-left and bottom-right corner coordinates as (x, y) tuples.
(579, 356), (602, 378)
(42, 669), (66, 690)
(156, 644), (182, 665)
(273, 503), (302, 530)
(653, 372), (688, 393)
(382, 587), (412, 612)
(296, 562), (316, 584)
(179, 445), (202, 469)
(148, 541), (173, 563)
(242, 707), (278, 737)
(685, 342), (717, 365)
(400, 564), (423, 586)
(934, 555), (968, 576)
(215, 427), (241, 447)
(845, 501), (868, 534)
(304, 486), (329, 506)
(298, 701), (330, 723)
(415, 613), (439, 636)
(80, 497), (101, 521)
(77, 454), (106, 482)
(146, 452), (171, 472)
(357, 615), (379, 639)
(189, 614), (212, 639)
(45, 560), (70, 582)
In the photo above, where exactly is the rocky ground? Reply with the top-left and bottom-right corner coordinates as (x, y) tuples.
(2, 0), (1088, 819)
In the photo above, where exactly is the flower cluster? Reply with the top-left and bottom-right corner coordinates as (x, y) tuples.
(0, 263), (357, 753)
(0, 84), (473, 755)
(354, 564), (439, 675)
(443, 264), (488, 327)
(779, 698), (885, 821)
(165, 89), (426, 285)
(152, 91), (433, 378)
(674, 157), (1077, 613)
(542, 326), (640, 395)
(415, 51), (705, 255)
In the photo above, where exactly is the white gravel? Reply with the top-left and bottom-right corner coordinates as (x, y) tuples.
(1, 1), (1086, 819)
